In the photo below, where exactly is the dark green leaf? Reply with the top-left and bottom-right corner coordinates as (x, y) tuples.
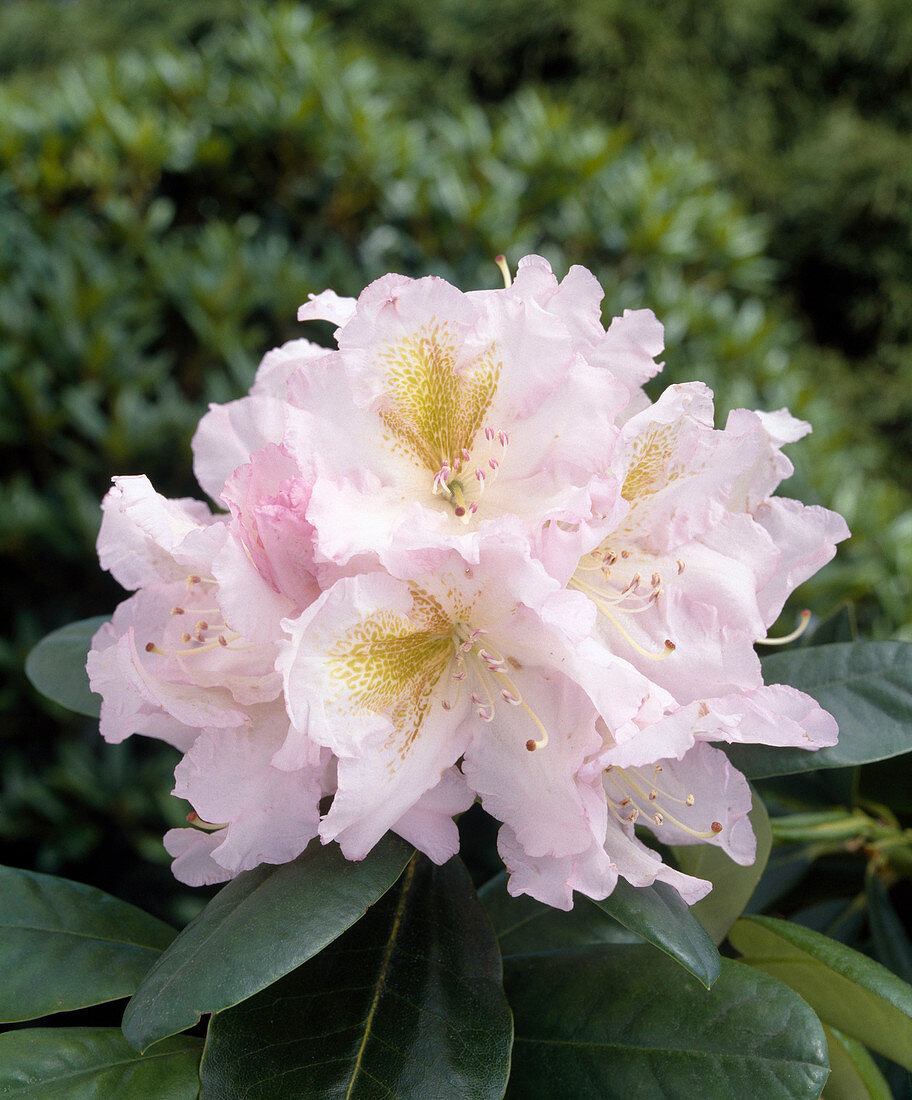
(730, 914), (912, 1069)
(725, 642), (912, 778)
(672, 789), (772, 944)
(867, 875), (912, 984)
(122, 834), (412, 1051)
(0, 865), (175, 1022)
(199, 854), (512, 1100)
(0, 1028), (202, 1099)
(593, 877), (721, 988)
(479, 870), (641, 956)
(822, 1025), (892, 1100)
(505, 944), (829, 1098)
(24, 617), (107, 718)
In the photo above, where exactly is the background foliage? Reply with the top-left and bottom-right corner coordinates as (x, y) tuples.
(1, 5), (911, 1086)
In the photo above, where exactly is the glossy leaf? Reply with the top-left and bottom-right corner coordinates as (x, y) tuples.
(730, 914), (912, 1069)
(479, 871), (641, 956)
(505, 944), (829, 1098)
(671, 790), (772, 945)
(0, 1028), (202, 1099)
(24, 616), (107, 718)
(0, 865), (175, 1022)
(122, 834), (412, 1051)
(199, 854), (512, 1100)
(593, 877), (721, 988)
(726, 642), (912, 778)
(822, 1025), (892, 1100)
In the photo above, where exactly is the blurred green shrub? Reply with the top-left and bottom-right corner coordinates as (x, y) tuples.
(1, 2), (908, 891)
(310, 0), (912, 461)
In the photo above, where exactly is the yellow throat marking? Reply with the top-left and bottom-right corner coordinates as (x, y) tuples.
(377, 321), (500, 475)
(327, 588), (462, 754)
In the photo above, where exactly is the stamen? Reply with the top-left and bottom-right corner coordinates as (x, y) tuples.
(494, 254), (512, 288)
(570, 576), (676, 661)
(186, 810), (227, 831)
(756, 609), (811, 646)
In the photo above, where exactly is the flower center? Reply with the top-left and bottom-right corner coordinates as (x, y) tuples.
(376, 321), (509, 514)
(443, 623), (549, 751)
(604, 762), (723, 839)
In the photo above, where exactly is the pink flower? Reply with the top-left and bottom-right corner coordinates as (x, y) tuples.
(277, 537), (659, 867)
(87, 475), (325, 877)
(88, 257), (850, 909)
(571, 382), (849, 702)
(284, 258), (653, 577)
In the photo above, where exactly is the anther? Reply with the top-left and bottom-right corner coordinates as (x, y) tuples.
(144, 641), (158, 653)
(441, 699), (452, 711)
(488, 457), (499, 471)
(485, 426), (496, 441)
(462, 448), (471, 461)
(685, 794), (695, 807)
(498, 430), (509, 446)
(218, 635), (228, 647)
(501, 689), (522, 705)
(477, 707), (494, 722)
(474, 467), (486, 484)
(181, 632), (192, 643)
(654, 813), (665, 826)
(464, 567), (474, 578)
(187, 574), (202, 585)
(649, 789), (658, 801)
(171, 607), (185, 615)
(196, 621), (208, 632)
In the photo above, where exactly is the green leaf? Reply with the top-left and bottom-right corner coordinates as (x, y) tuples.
(730, 914), (912, 1070)
(504, 945), (829, 1098)
(122, 834), (412, 1052)
(593, 878), (721, 988)
(0, 865), (175, 1022)
(24, 616), (107, 718)
(0, 1028), (202, 1099)
(199, 854), (512, 1100)
(726, 642), (912, 778)
(671, 790), (772, 945)
(866, 874), (912, 984)
(822, 1025), (892, 1100)
(479, 871), (641, 956)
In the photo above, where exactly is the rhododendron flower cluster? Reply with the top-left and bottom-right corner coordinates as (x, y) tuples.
(88, 256), (849, 909)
